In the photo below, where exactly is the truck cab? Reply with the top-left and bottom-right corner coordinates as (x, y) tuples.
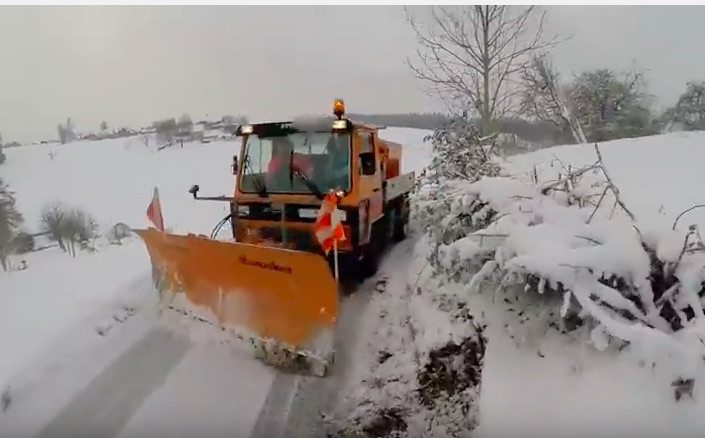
(228, 100), (414, 278)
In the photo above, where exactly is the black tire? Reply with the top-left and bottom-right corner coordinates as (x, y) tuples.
(361, 242), (380, 279)
(387, 208), (397, 242)
(358, 222), (383, 280)
(393, 206), (408, 242)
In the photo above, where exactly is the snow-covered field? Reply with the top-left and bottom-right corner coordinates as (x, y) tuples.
(0, 127), (432, 437)
(4, 126), (705, 438)
(509, 131), (705, 230)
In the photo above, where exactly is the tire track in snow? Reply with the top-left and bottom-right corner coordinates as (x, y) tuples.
(248, 289), (375, 438)
(250, 237), (417, 438)
(34, 328), (189, 438)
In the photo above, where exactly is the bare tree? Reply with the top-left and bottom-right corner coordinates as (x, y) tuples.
(406, 6), (559, 135)
(57, 117), (77, 144)
(521, 53), (586, 144)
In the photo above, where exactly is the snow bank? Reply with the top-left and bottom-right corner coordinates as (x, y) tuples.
(325, 238), (486, 438)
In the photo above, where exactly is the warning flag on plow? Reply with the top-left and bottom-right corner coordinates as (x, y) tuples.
(314, 191), (346, 253)
(314, 191), (346, 281)
(146, 186), (165, 231)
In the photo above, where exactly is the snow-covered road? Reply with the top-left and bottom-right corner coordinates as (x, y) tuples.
(6, 236), (418, 438)
(0, 127), (432, 437)
(1, 296), (276, 438)
(35, 328), (191, 438)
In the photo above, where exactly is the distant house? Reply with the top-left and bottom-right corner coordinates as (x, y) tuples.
(202, 129), (219, 143)
(191, 122), (205, 142)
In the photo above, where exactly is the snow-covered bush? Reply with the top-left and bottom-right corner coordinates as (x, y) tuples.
(40, 202), (100, 256)
(10, 231), (34, 255)
(416, 143), (705, 393)
(412, 116), (506, 278)
(106, 222), (133, 245)
(422, 116), (501, 184)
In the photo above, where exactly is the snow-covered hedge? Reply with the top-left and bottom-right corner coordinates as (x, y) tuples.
(413, 145), (705, 389)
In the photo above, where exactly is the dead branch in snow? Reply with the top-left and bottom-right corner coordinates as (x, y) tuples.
(539, 144), (636, 223)
(591, 144), (636, 221)
(672, 204), (705, 231)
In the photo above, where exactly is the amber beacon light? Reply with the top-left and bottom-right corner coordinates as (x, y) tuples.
(333, 99), (345, 118)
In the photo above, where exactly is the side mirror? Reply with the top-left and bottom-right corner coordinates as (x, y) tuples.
(189, 184), (200, 199)
(231, 156), (239, 175)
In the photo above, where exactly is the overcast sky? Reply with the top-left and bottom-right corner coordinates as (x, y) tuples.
(0, 5), (704, 143)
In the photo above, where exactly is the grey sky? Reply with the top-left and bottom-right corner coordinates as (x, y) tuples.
(0, 5), (704, 143)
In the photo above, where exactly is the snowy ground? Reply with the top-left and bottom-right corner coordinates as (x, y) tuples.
(0, 127), (432, 437)
(6, 126), (705, 438)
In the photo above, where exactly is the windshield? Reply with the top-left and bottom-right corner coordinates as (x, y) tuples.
(239, 131), (351, 195)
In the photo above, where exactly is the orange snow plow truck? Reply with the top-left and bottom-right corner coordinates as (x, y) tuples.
(133, 99), (415, 376)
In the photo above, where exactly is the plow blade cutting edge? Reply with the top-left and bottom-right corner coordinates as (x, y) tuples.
(134, 228), (339, 371)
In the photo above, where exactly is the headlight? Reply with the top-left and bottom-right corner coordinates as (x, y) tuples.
(237, 205), (249, 215)
(299, 208), (318, 219)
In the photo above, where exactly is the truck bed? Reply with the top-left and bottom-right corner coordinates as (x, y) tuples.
(384, 172), (415, 201)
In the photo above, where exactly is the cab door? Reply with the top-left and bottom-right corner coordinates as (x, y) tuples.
(356, 130), (384, 238)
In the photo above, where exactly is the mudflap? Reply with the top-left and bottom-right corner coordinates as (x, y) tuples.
(134, 228), (339, 377)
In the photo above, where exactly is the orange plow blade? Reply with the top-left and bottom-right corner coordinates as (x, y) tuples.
(133, 228), (339, 354)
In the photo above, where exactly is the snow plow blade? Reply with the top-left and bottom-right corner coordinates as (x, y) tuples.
(133, 228), (339, 374)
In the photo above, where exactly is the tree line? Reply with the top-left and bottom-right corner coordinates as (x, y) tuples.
(404, 5), (705, 146)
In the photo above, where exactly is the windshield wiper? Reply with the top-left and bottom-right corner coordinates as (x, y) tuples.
(254, 175), (268, 198)
(292, 169), (325, 200)
(243, 154), (268, 197)
(287, 150), (324, 200)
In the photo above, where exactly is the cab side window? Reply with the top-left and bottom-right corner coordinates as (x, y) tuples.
(358, 132), (376, 176)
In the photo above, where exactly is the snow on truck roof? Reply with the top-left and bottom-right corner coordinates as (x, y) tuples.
(242, 116), (386, 132)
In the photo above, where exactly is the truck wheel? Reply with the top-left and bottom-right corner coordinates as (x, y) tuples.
(359, 222), (383, 280)
(393, 208), (408, 242)
(355, 244), (379, 281)
(387, 208), (397, 242)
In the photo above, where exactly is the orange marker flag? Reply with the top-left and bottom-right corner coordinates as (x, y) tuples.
(146, 186), (165, 231)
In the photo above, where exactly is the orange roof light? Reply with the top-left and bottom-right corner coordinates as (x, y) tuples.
(333, 99), (345, 118)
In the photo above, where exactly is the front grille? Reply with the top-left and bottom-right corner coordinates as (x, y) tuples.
(258, 226), (319, 253)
